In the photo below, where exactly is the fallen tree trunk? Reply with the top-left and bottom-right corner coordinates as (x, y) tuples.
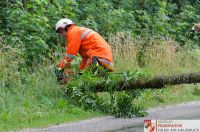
(95, 72), (200, 92)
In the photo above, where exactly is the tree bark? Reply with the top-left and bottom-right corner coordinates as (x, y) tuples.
(94, 72), (200, 92)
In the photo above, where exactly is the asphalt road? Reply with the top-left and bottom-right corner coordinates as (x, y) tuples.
(20, 101), (200, 132)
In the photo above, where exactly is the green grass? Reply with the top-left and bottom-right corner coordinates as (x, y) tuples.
(134, 84), (200, 109)
(0, 106), (102, 131)
(0, 66), (103, 131)
(0, 47), (102, 131)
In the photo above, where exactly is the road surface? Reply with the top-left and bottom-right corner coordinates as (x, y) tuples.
(20, 101), (200, 132)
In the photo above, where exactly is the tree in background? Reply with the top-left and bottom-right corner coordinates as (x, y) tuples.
(0, 0), (200, 67)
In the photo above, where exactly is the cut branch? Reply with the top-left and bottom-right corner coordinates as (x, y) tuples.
(94, 72), (200, 92)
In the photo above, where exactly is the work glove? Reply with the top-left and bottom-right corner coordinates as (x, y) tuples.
(189, 23), (200, 39)
(189, 30), (195, 39)
(54, 68), (76, 84)
(54, 68), (65, 82)
(192, 23), (200, 32)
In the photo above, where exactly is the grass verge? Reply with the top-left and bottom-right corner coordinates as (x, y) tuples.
(134, 84), (200, 109)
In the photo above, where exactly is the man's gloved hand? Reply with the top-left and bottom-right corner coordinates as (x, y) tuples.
(54, 68), (65, 82)
(54, 68), (76, 84)
(192, 23), (200, 32)
(189, 30), (195, 39)
(189, 23), (200, 39)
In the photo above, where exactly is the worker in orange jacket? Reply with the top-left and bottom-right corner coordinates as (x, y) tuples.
(55, 18), (113, 81)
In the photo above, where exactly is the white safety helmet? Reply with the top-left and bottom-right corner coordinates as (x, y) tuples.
(55, 18), (74, 32)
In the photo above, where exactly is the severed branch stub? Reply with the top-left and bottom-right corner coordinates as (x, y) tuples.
(94, 72), (200, 92)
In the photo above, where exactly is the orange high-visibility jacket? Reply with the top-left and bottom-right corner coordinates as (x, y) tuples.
(58, 25), (113, 71)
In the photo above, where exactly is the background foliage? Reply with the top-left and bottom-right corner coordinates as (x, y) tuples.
(1, 0), (200, 66)
(0, 0), (200, 130)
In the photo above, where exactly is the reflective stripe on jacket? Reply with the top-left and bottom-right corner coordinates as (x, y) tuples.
(59, 25), (113, 71)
